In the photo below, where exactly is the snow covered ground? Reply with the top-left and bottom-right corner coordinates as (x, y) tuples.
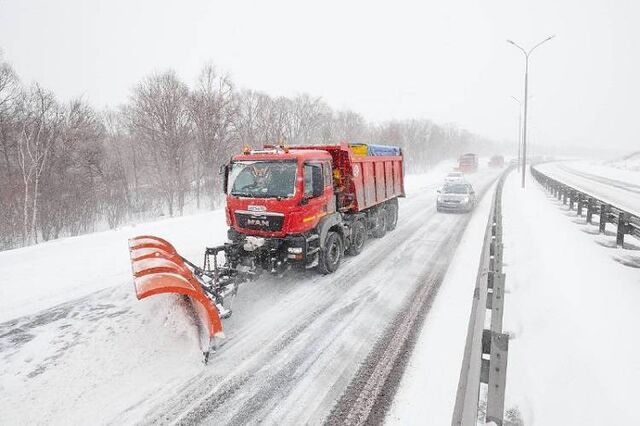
(536, 160), (640, 216)
(1, 160), (503, 425)
(501, 170), (640, 425)
(606, 151), (640, 172)
(386, 179), (497, 425)
(0, 210), (228, 323)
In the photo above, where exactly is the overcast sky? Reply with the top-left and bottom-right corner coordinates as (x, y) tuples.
(1, 0), (638, 154)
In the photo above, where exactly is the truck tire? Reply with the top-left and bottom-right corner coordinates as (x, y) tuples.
(385, 199), (398, 231)
(347, 220), (366, 256)
(371, 208), (387, 239)
(318, 231), (343, 274)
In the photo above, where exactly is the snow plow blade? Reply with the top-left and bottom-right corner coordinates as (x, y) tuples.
(128, 236), (224, 350)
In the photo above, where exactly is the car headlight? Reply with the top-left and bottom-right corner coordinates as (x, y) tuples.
(437, 195), (443, 202)
(462, 196), (470, 203)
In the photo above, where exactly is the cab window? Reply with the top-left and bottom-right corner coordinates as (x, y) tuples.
(304, 163), (323, 198)
(323, 162), (332, 187)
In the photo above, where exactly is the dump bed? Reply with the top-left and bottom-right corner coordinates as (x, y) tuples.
(295, 142), (405, 213)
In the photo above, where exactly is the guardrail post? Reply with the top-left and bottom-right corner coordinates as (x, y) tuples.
(486, 332), (509, 426)
(569, 191), (574, 210)
(600, 204), (608, 233)
(490, 273), (506, 333)
(562, 189), (567, 205)
(617, 212), (627, 247)
(577, 194), (583, 216)
(586, 198), (594, 224)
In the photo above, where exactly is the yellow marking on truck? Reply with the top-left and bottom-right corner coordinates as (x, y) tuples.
(303, 212), (327, 223)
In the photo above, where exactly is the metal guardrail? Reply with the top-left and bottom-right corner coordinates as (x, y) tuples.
(531, 165), (640, 246)
(452, 168), (512, 426)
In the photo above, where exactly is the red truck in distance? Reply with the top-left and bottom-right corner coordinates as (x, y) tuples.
(458, 153), (479, 173)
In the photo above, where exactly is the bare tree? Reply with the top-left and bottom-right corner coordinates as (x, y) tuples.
(0, 55), (22, 248)
(127, 71), (192, 216)
(15, 84), (62, 244)
(285, 94), (330, 144)
(188, 65), (236, 207)
(38, 99), (106, 239)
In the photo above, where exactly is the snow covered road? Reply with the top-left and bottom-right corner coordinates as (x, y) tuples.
(535, 161), (640, 216)
(0, 165), (500, 425)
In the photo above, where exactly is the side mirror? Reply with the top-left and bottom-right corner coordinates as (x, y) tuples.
(221, 164), (229, 194)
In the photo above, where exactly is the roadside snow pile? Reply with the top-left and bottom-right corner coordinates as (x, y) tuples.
(0, 210), (228, 322)
(606, 151), (640, 171)
(501, 170), (640, 425)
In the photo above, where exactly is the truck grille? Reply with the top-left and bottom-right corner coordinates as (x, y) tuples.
(235, 211), (284, 232)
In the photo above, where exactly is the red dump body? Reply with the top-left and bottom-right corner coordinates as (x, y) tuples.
(226, 142), (405, 238)
(294, 143), (405, 213)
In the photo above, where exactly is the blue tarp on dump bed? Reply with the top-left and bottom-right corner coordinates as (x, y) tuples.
(366, 144), (401, 156)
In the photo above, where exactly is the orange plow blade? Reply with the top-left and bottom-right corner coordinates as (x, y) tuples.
(128, 236), (224, 347)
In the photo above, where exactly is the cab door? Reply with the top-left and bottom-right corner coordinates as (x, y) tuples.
(303, 161), (332, 222)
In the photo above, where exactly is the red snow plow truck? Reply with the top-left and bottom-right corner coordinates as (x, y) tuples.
(128, 142), (405, 360)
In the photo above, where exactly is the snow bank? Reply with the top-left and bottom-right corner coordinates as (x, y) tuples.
(501, 170), (640, 425)
(606, 151), (640, 171)
(386, 178), (497, 425)
(0, 210), (229, 322)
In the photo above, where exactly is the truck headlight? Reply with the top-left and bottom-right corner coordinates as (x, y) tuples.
(437, 195), (443, 202)
(287, 247), (303, 254)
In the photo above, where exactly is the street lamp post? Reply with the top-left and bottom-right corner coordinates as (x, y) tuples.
(507, 35), (555, 188)
(511, 96), (522, 173)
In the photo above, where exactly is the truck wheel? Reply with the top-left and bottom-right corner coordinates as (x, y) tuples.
(318, 231), (343, 274)
(347, 220), (366, 256)
(385, 200), (398, 231)
(371, 208), (387, 238)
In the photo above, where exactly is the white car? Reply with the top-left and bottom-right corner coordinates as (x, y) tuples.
(437, 183), (477, 213)
(444, 171), (465, 183)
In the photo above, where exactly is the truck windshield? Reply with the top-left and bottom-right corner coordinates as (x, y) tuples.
(229, 160), (297, 198)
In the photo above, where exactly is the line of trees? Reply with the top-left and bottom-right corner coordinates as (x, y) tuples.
(0, 53), (495, 251)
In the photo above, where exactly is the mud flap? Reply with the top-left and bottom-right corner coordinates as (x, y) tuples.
(128, 236), (224, 359)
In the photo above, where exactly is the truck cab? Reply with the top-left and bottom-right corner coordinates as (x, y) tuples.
(225, 148), (335, 239)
